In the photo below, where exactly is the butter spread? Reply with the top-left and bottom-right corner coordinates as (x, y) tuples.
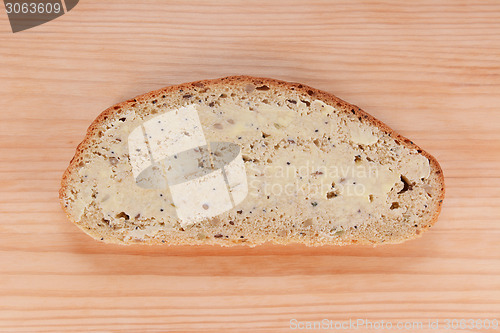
(73, 98), (431, 234)
(346, 119), (379, 145)
(402, 154), (431, 182)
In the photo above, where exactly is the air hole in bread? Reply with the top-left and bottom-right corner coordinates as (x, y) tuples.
(398, 176), (413, 194)
(116, 212), (129, 220)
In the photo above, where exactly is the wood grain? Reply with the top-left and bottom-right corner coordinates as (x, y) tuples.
(1, 0), (499, 332)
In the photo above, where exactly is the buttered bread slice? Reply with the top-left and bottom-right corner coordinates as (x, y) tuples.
(60, 76), (445, 246)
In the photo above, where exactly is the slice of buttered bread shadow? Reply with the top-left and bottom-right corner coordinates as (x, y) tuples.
(60, 76), (444, 246)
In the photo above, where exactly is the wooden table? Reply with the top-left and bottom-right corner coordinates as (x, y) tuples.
(1, 1), (499, 332)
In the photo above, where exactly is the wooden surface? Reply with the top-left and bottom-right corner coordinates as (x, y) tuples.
(1, 1), (499, 332)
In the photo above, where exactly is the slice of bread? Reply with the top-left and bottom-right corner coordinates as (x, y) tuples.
(60, 76), (445, 246)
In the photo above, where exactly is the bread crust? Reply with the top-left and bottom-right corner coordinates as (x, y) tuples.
(60, 76), (445, 246)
